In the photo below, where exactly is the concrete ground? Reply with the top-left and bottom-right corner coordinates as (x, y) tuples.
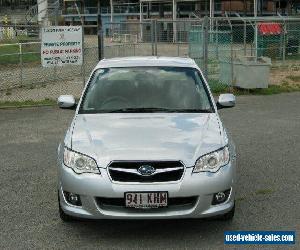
(0, 93), (299, 249)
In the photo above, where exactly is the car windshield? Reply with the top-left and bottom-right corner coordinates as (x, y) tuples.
(79, 67), (213, 113)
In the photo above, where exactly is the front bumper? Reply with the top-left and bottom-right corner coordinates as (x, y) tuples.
(58, 162), (236, 219)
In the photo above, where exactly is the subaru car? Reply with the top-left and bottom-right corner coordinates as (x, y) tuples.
(57, 56), (236, 221)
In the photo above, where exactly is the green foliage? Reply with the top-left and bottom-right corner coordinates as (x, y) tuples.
(0, 99), (56, 108)
(209, 80), (300, 95)
(286, 75), (300, 83)
(0, 43), (40, 65)
(255, 189), (274, 195)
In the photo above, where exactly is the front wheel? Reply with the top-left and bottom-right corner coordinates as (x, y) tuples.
(58, 192), (75, 222)
(220, 204), (235, 221)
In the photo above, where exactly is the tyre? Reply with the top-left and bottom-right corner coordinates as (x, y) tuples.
(58, 192), (75, 222)
(220, 204), (235, 221)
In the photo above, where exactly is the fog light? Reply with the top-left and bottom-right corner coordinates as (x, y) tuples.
(212, 189), (231, 205)
(64, 191), (82, 206)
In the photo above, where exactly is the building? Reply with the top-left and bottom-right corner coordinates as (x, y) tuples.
(0, 0), (37, 24)
(0, 0), (61, 25)
(0, 0), (36, 10)
(1, 0), (300, 27)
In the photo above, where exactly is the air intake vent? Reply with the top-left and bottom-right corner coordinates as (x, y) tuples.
(108, 161), (184, 183)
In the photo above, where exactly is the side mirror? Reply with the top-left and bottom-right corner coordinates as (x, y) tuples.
(217, 94), (236, 109)
(57, 95), (76, 109)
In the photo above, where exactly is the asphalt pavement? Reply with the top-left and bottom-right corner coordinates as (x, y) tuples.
(0, 92), (299, 250)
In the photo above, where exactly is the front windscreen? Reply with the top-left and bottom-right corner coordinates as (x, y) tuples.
(79, 67), (213, 113)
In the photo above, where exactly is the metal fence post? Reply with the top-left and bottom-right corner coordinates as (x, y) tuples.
(282, 22), (286, 62)
(244, 21), (247, 56)
(216, 19), (219, 59)
(19, 43), (23, 87)
(203, 16), (209, 80)
(97, 0), (103, 60)
(177, 24), (179, 56)
(254, 20), (258, 61)
(54, 64), (57, 82)
(230, 29), (234, 87)
(82, 31), (85, 86)
(151, 20), (155, 56)
(154, 19), (158, 56)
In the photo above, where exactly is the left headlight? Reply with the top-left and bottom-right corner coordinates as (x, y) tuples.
(63, 147), (100, 174)
(193, 146), (230, 173)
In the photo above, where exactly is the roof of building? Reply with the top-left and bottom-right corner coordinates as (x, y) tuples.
(96, 56), (197, 68)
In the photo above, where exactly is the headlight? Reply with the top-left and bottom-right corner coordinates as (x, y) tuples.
(193, 146), (230, 173)
(63, 147), (100, 174)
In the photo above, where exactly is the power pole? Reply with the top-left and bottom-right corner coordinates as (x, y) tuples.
(97, 0), (103, 61)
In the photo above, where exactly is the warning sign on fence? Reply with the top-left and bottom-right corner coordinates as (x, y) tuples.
(41, 26), (83, 67)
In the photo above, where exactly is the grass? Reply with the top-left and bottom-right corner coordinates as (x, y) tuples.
(209, 82), (230, 94)
(1, 83), (299, 109)
(209, 81), (300, 95)
(0, 80), (299, 109)
(286, 75), (300, 83)
(0, 99), (56, 108)
(0, 42), (40, 65)
(235, 189), (275, 202)
(236, 197), (246, 202)
(286, 54), (300, 61)
(255, 189), (274, 195)
(0, 35), (38, 44)
(233, 84), (300, 95)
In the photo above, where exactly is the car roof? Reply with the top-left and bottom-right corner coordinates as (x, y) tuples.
(95, 56), (198, 69)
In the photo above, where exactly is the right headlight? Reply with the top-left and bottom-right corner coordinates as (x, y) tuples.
(193, 146), (230, 173)
(63, 147), (100, 174)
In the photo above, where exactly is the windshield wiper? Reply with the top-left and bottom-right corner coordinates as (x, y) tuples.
(100, 107), (213, 113)
(104, 107), (171, 113)
(169, 108), (213, 113)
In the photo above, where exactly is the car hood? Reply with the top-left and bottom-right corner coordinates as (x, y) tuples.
(71, 113), (225, 168)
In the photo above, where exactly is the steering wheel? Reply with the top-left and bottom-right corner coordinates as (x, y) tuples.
(101, 96), (130, 109)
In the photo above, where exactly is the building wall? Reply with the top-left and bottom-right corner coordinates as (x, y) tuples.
(0, 0), (36, 9)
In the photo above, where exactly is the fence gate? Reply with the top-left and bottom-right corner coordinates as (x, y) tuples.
(188, 17), (233, 91)
(103, 19), (233, 91)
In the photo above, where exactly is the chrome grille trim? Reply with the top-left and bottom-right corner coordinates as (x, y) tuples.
(108, 166), (184, 176)
(107, 160), (185, 183)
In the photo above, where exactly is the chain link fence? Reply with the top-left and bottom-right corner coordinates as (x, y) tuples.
(104, 20), (199, 59)
(189, 19), (233, 92)
(1, 17), (300, 102)
(103, 17), (300, 92)
(0, 27), (98, 102)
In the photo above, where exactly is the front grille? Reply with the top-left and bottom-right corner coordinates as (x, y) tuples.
(96, 196), (198, 208)
(108, 161), (184, 183)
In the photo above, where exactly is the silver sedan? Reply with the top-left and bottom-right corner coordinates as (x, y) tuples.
(57, 56), (237, 221)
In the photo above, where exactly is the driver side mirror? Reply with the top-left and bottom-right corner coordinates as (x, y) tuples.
(57, 95), (76, 109)
(217, 94), (236, 109)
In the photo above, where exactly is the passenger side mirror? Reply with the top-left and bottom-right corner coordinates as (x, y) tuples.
(217, 94), (236, 109)
(57, 95), (76, 109)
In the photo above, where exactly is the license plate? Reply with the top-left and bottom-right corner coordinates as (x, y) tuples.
(125, 192), (168, 208)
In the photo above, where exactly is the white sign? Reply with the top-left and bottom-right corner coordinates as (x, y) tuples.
(41, 26), (83, 67)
